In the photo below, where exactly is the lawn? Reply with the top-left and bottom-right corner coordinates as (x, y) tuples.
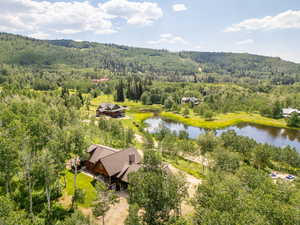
(63, 171), (97, 208)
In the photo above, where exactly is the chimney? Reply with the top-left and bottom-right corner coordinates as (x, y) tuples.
(129, 154), (135, 165)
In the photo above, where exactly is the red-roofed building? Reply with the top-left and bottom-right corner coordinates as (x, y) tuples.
(92, 78), (110, 83)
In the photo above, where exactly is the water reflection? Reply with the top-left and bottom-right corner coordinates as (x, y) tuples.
(144, 117), (300, 153)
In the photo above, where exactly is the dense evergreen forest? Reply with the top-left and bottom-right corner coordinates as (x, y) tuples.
(0, 33), (300, 225)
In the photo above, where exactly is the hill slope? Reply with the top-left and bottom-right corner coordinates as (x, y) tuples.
(180, 51), (300, 76)
(0, 33), (198, 74)
(0, 32), (299, 78)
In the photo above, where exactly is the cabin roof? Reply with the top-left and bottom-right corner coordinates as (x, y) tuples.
(87, 144), (118, 164)
(181, 97), (199, 103)
(85, 144), (173, 183)
(100, 147), (141, 177)
(117, 163), (142, 182)
(97, 103), (124, 112)
(86, 145), (141, 177)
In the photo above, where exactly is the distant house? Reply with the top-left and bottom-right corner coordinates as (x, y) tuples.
(96, 103), (125, 118)
(282, 108), (300, 117)
(181, 97), (200, 105)
(92, 78), (110, 83)
(84, 144), (142, 190)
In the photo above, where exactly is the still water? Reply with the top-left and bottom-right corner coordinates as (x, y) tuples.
(144, 117), (300, 153)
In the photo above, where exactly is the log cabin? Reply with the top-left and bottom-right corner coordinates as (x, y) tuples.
(84, 144), (141, 190)
(96, 103), (125, 118)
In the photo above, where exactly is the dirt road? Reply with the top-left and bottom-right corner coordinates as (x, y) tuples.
(167, 164), (202, 216)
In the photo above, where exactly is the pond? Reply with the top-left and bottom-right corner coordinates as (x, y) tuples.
(144, 117), (300, 153)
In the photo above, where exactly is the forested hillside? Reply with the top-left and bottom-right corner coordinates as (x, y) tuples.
(181, 51), (300, 74)
(0, 33), (198, 75)
(1, 32), (300, 82)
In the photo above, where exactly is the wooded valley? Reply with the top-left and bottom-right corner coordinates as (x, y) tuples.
(0, 33), (299, 225)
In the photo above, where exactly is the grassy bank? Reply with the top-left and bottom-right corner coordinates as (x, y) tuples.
(160, 111), (298, 130)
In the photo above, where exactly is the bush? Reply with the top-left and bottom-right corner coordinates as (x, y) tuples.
(287, 112), (300, 127)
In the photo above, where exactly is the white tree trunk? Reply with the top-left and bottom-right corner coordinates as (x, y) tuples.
(72, 157), (78, 208)
(26, 153), (33, 217)
(45, 182), (51, 212)
(28, 175), (33, 216)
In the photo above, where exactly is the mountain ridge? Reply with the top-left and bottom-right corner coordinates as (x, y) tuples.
(0, 32), (299, 77)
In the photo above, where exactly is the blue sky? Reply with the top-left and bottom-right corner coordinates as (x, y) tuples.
(1, 0), (300, 62)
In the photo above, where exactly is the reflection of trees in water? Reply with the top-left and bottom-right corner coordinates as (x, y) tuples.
(250, 123), (281, 138)
(148, 118), (300, 149)
(236, 123), (248, 129)
(240, 123), (300, 140)
(253, 124), (300, 142)
(280, 129), (300, 142)
(203, 128), (213, 133)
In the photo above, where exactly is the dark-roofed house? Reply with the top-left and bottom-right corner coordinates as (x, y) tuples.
(96, 103), (125, 118)
(84, 144), (141, 190)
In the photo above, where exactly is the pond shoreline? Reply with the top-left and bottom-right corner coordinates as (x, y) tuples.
(89, 95), (299, 131)
(157, 111), (300, 131)
(144, 117), (300, 152)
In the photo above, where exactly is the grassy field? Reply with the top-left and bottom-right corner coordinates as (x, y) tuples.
(63, 171), (97, 208)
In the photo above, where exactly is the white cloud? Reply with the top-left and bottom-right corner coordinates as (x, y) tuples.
(57, 29), (82, 35)
(172, 4), (187, 12)
(225, 10), (300, 32)
(0, 0), (163, 37)
(148, 33), (188, 45)
(0, 0), (114, 35)
(194, 45), (203, 50)
(236, 39), (254, 45)
(101, 0), (163, 25)
(29, 32), (49, 39)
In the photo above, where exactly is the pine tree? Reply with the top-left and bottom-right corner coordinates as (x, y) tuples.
(115, 80), (125, 102)
(77, 91), (84, 106)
